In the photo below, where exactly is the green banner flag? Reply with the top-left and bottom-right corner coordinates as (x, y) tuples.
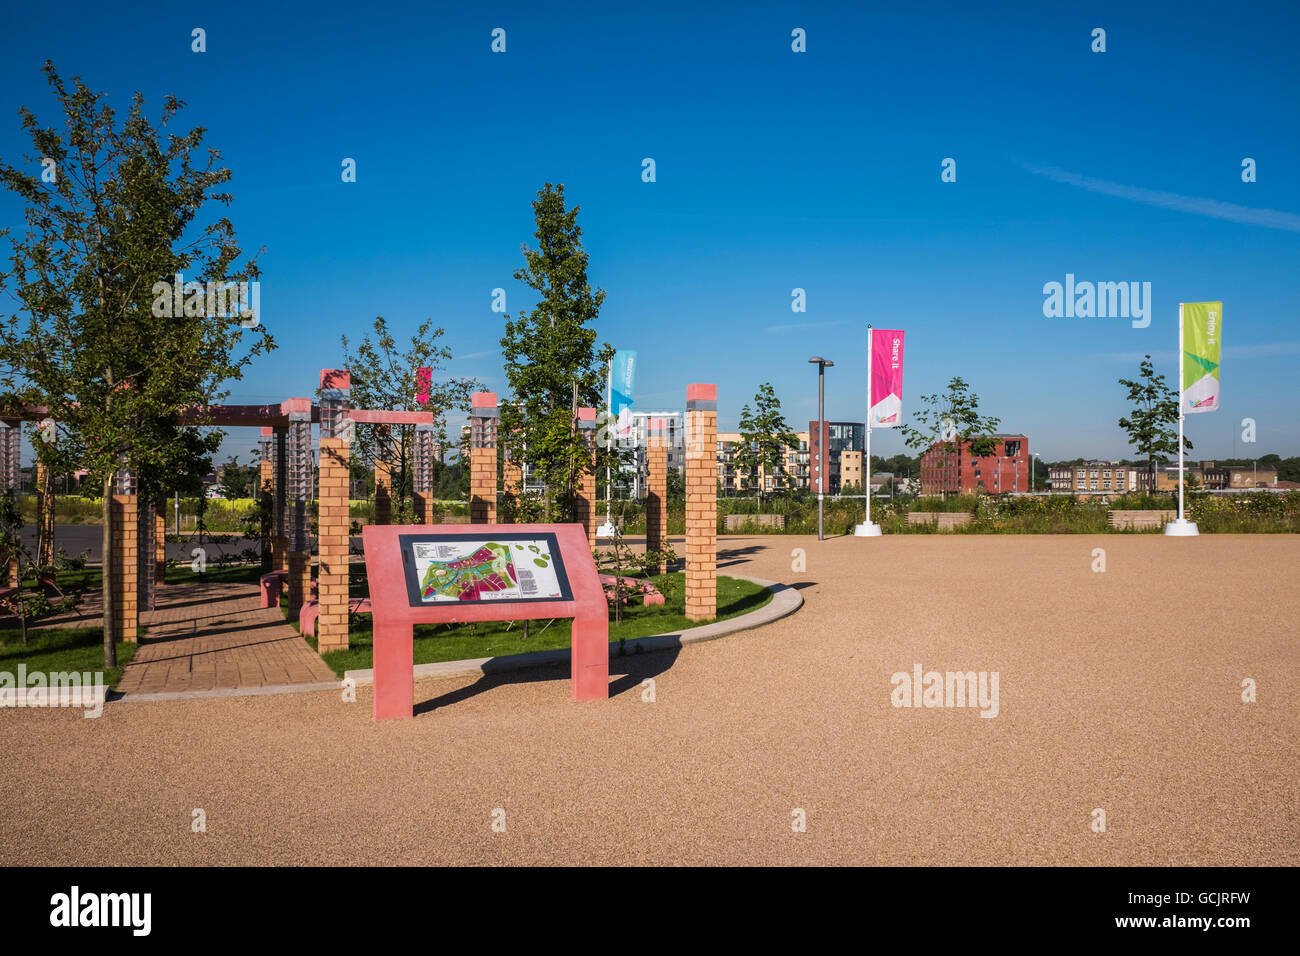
(1182, 301), (1222, 414)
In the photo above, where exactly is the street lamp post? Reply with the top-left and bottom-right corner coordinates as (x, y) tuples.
(809, 356), (833, 541)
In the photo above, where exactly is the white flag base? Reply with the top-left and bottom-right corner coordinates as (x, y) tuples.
(853, 522), (883, 537)
(1164, 518), (1199, 537)
(596, 522), (619, 538)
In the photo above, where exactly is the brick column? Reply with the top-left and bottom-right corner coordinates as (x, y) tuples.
(35, 455), (56, 568)
(258, 427), (275, 571)
(111, 469), (140, 641)
(317, 369), (352, 652)
(412, 424), (438, 524)
(273, 425), (288, 572)
(284, 399), (314, 619)
(469, 392), (498, 524)
(1, 422), (19, 585)
(685, 384), (717, 621)
(645, 417), (668, 573)
(576, 407), (598, 548)
(373, 425), (392, 525)
(136, 500), (158, 612)
(155, 510), (166, 584)
(501, 448), (523, 523)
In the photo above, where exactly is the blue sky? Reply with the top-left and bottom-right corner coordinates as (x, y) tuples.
(3, 0), (1298, 463)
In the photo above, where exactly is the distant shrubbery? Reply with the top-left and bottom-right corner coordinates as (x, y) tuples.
(608, 490), (1300, 535)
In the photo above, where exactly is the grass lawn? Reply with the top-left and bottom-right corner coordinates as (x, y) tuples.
(302, 572), (772, 677)
(0, 626), (138, 689)
(43, 561), (268, 592)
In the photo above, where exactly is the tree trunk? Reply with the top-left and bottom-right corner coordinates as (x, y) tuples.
(101, 474), (117, 668)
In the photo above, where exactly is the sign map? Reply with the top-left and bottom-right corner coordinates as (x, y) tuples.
(406, 537), (567, 604)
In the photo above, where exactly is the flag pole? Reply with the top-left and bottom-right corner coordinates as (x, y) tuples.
(865, 324), (872, 526)
(1166, 302), (1198, 535)
(854, 325), (882, 536)
(1178, 302), (1185, 522)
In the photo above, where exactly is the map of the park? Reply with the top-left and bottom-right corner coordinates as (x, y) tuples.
(419, 543), (519, 602)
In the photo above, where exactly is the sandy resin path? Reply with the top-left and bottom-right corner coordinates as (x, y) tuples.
(2, 535), (1296, 866)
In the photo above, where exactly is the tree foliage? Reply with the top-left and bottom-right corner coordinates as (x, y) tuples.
(1118, 355), (1190, 479)
(0, 63), (273, 663)
(733, 382), (798, 502)
(498, 184), (613, 520)
(340, 315), (478, 519)
(901, 377), (1001, 492)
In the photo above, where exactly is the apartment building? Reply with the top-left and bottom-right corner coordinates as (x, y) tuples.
(919, 435), (1030, 495)
(717, 430), (810, 495)
(1048, 460), (1151, 494)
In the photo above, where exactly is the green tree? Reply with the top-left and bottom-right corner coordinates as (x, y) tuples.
(1118, 355), (1190, 487)
(217, 455), (258, 499)
(340, 315), (478, 521)
(0, 64), (273, 665)
(499, 184), (613, 521)
(901, 377), (1001, 495)
(733, 383), (798, 503)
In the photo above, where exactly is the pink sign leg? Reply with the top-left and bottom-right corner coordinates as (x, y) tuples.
(373, 617), (414, 720)
(570, 611), (610, 701)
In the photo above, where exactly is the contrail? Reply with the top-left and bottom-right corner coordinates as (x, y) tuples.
(1018, 160), (1300, 233)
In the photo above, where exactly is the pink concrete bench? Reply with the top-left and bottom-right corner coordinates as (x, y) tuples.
(261, 572), (320, 609)
(301, 596), (371, 639)
(599, 574), (664, 606)
(259, 571), (288, 609)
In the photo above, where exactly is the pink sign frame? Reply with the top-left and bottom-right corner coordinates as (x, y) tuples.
(362, 522), (610, 719)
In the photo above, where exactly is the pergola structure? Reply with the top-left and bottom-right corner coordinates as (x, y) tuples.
(0, 369), (440, 653)
(1, 374), (712, 658)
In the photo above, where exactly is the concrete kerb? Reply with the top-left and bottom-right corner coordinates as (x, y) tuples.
(103, 574), (801, 703)
(112, 680), (342, 704)
(343, 573), (802, 688)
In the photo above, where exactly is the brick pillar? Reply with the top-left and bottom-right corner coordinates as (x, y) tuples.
(576, 407), (598, 548)
(469, 392), (498, 524)
(685, 384), (717, 621)
(2, 422), (20, 585)
(35, 457), (56, 568)
(317, 369), (352, 652)
(110, 474), (140, 641)
(502, 449), (523, 524)
(155, 510), (166, 584)
(136, 500), (159, 612)
(258, 427), (275, 571)
(412, 424), (437, 524)
(273, 425), (288, 572)
(373, 427), (392, 525)
(645, 417), (668, 574)
(285, 400), (313, 619)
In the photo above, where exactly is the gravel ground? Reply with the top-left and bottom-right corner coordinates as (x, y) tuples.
(1, 534), (1295, 866)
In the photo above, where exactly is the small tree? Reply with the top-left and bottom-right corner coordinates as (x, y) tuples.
(733, 383), (798, 503)
(901, 377), (1001, 496)
(1118, 355), (1190, 489)
(499, 184), (613, 521)
(340, 315), (479, 522)
(0, 64), (273, 666)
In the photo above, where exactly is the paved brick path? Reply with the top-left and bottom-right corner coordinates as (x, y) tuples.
(114, 581), (337, 695)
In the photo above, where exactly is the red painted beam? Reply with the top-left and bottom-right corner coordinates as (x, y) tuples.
(349, 409), (435, 425)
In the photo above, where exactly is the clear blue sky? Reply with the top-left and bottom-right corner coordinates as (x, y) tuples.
(3, 0), (1298, 463)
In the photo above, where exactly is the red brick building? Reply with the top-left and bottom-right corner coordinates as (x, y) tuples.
(920, 434), (1029, 495)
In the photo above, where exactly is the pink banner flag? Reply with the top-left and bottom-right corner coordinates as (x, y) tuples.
(869, 329), (905, 427)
